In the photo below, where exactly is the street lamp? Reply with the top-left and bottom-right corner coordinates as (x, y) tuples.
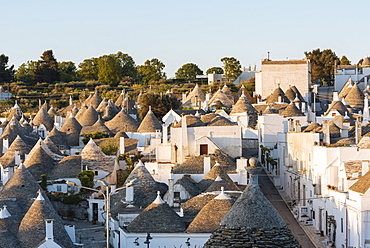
(66, 179), (139, 248)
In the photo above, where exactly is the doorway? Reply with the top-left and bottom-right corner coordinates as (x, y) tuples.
(200, 144), (208, 155)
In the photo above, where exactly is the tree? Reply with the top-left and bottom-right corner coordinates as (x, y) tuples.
(0, 54), (15, 84)
(35, 50), (60, 83)
(304, 48), (338, 84)
(206, 67), (224, 75)
(138, 92), (180, 119)
(77, 57), (99, 80)
(175, 63), (203, 80)
(221, 57), (242, 81)
(15, 61), (38, 85)
(115, 52), (137, 78)
(340, 55), (351, 65)
(137, 58), (166, 85)
(58, 61), (77, 82)
(98, 54), (122, 86)
(77, 170), (94, 193)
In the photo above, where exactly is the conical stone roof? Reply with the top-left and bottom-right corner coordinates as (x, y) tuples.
(47, 126), (69, 149)
(280, 102), (304, 117)
(89, 92), (103, 109)
(18, 191), (74, 248)
(221, 84), (235, 105)
(236, 85), (254, 103)
(44, 137), (63, 156)
(60, 114), (82, 147)
(0, 136), (31, 168)
(137, 108), (162, 132)
(209, 89), (234, 108)
(183, 84), (206, 107)
(47, 106), (57, 118)
(77, 105), (99, 126)
(105, 109), (139, 133)
(24, 142), (55, 179)
(96, 98), (108, 113)
(265, 86), (290, 104)
(126, 192), (186, 233)
(198, 162), (240, 192)
(32, 107), (54, 131)
(186, 189), (234, 233)
(344, 83), (364, 109)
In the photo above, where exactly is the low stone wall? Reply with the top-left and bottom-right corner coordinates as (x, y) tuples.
(204, 227), (301, 248)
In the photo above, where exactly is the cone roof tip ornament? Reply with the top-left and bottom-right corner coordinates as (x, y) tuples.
(153, 191), (165, 204)
(215, 187), (231, 200)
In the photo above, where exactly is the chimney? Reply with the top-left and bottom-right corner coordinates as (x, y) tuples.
(125, 186), (134, 202)
(14, 150), (20, 166)
(362, 161), (369, 176)
(294, 120), (301, 132)
(45, 219), (54, 240)
(362, 94), (369, 125)
(355, 118), (362, 144)
(322, 120), (331, 144)
(332, 91), (340, 101)
(288, 118), (294, 132)
(204, 157), (211, 175)
(167, 179), (174, 207)
(182, 93), (187, 104)
(162, 124), (168, 144)
(278, 95), (282, 103)
(119, 137), (125, 155)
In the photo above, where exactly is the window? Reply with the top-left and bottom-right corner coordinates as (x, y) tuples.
(341, 218), (343, 233)
(56, 185), (62, 192)
(174, 192), (180, 199)
(95, 171), (98, 176)
(200, 144), (208, 155)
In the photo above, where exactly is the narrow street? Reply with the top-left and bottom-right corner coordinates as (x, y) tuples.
(258, 171), (316, 248)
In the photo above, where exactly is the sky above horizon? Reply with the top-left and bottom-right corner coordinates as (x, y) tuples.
(1, 0), (369, 78)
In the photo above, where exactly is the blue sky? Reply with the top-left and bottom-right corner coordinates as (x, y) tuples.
(1, 0), (369, 77)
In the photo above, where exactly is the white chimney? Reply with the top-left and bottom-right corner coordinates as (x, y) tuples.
(45, 219), (54, 240)
(162, 124), (168, 144)
(14, 150), (20, 165)
(119, 137), (125, 155)
(126, 186), (134, 202)
(167, 178), (174, 207)
(204, 157), (211, 175)
(362, 161), (369, 176)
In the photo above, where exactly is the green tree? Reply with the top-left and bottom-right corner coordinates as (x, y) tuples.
(15, 61), (38, 85)
(138, 92), (180, 119)
(221, 57), (242, 81)
(0, 54), (15, 84)
(175, 63), (203, 80)
(340, 55), (351, 65)
(115, 52), (137, 78)
(77, 170), (95, 193)
(206, 66), (224, 75)
(58, 61), (77, 82)
(99, 139), (118, 155)
(35, 50), (60, 83)
(137, 58), (166, 85)
(98, 54), (122, 86)
(77, 57), (99, 80)
(304, 48), (338, 84)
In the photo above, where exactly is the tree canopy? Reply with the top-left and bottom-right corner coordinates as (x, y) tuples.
(304, 48), (339, 85)
(15, 61), (38, 85)
(340, 55), (351, 65)
(221, 57), (242, 81)
(77, 58), (99, 81)
(35, 50), (60, 83)
(175, 63), (203, 80)
(58, 61), (77, 82)
(0, 54), (15, 84)
(137, 58), (166, 85)
(138, 92), (180, 120)
(206, 66), (224, 75)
